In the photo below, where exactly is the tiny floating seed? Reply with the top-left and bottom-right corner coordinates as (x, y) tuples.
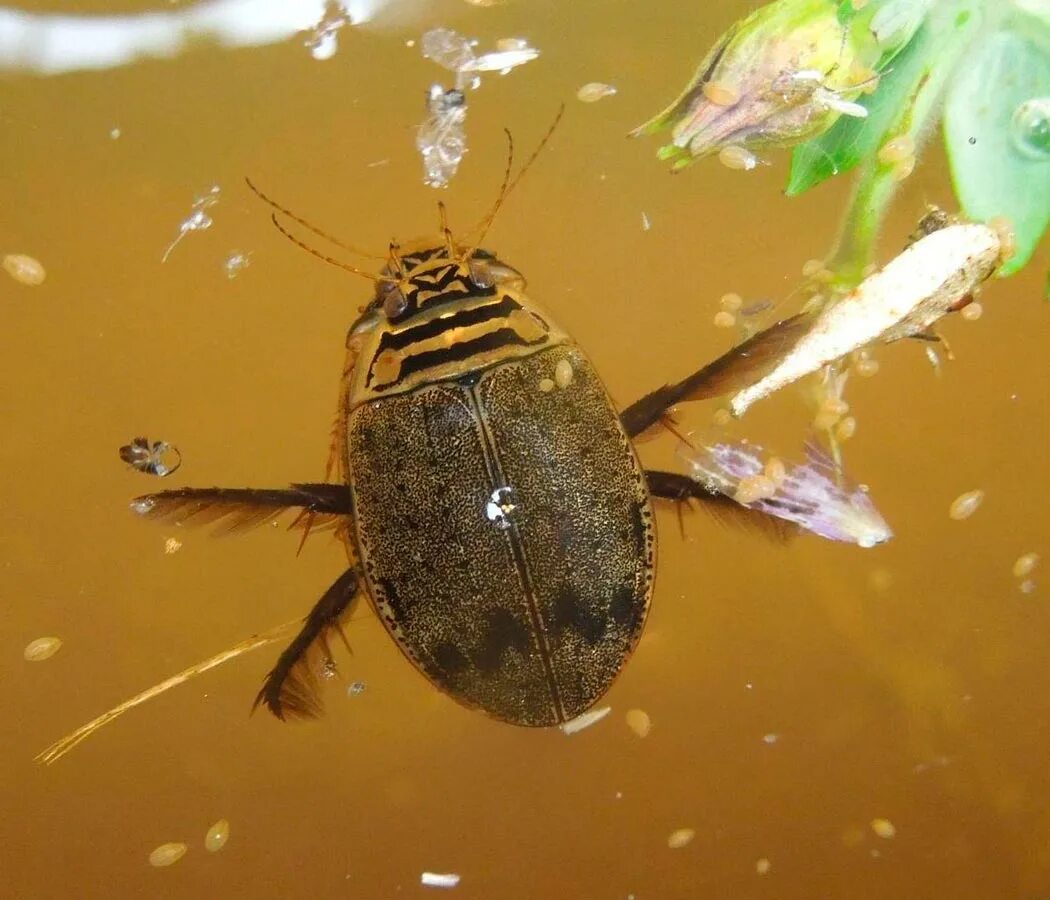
(576, 82), (617, 103)
(164, 537), (182, 555)
(24, 636), (62, 662)
(835, 416), (857, 441)
(763, 457), (786, 486)
(702, 81), (738, 106)
(756, 857), (772, 875)
(949, 489), (984, 521)
(853, 355), (879, 377)
(554, 358), (574, 389)
(625, 708), (651, 738)
(667, 828), (696, 849)
(734, 475), (775, 505)
(538, 378), (555, 393)
(149, 842), (188, 867)
(713, 310), (736, 329)
(3, 253), (46, 286)
(205, 819), (230, 853)
(1013, 553), (1039, 579)
(801, 258), (824, 278)
(960, 301), (983, 322)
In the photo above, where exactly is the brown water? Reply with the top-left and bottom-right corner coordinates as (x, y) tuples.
(4, 1), (1050, 897)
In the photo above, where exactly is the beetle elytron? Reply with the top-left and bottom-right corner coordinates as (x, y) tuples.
(136, 138), (793, 727)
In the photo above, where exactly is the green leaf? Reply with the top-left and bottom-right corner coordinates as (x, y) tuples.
(786, 21), (937, 195)
(943, 11), (1050, 276)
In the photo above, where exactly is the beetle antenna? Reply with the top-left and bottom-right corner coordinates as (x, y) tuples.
(269, 214), (393, 284)
(387, 241), (406, 279)
(438, 201), (456, 257)
(246, 178), (384, 260)
(458, 104), (565, 264)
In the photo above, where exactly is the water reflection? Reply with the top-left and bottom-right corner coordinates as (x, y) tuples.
(0, 0), (383, 75)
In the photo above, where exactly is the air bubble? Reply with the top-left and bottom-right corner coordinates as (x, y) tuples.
(1010, 97), (1050, 160)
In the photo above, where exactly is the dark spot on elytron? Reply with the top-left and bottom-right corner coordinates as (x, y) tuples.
(473, 608), (531, 672)
(433, 641), (470, 676)
(610, 583), (638, 627)
(552, 585), (605, 644)
(629, 501), (648, 560)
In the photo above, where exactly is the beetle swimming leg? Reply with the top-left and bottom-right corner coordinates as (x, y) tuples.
(130, 483), (353, 531)
(645, 469), (795, 542)
(254, 567), (364, 721)
(619, 314), (812, 437)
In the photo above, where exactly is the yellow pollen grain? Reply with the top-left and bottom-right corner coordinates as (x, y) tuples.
(164, 537), (182, 555)
(538, 378), (555, 393)
(835, 416), (857, 441)
(718, 146), (757, 171)
(890, 155), (916, 181)
(763, 457), (786, 486)
(949, 489), (984, 521)
(3, 253), (46, 286)
(1013, 553), (1039, 579)
(625, 708), (652, 738)
(24, 636), (62, 662)
(702, 81), (738, 106)
(667, 828), (696, 849)
(870, 818), (896, 839)
(554, 358), (574, 389)
(801, 258), (824, 278)
(734, 475), (775, 505)
(576, 82), (617, 103)
(713, 310), (736, 329)
(756, 857), (772, 875)
(149, 842), (188, 867)
(877, 135), (915, 165)
(960, 302), (983, 321)
(719, 292), (743, 312)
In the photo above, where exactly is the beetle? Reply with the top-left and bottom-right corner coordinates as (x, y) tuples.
(134, 130), (797, 727)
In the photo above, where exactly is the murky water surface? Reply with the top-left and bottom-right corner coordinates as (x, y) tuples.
(3, 1), (1049, 897)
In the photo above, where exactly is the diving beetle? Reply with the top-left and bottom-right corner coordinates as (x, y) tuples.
(134, 129), (792, 727)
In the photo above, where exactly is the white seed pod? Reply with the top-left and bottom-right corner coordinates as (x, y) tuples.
(730, 223), (1001, 416)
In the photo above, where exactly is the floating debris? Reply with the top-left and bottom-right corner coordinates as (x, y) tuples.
(109, 127), (121, 140)
(762, 732), (779, 745)
(949, 489), (984, 521)
(641, 211), (651, 231)
(3, 252), (46, 286)
(870, 818), (896, 839)
(204, 819), (229, 852)
(303, 1), (351, 60)
(756, 857), (772, 875)
(718, 146), (761, 171)
(625, 708), (651, 738)
(729, 220), (1003, 417)
(713, 310), (736, 329)
(119, 437), (182, 477)
(680, 439), (892, 547)
(164, 537), (183, 555)
(417, 28), (539, 187)
(577, 82), (617, 103)
(560, 705), (611, 735)
(162, 185), (220, 263)
(24, 636), (62, 662)
(1013, 553), (1039, 579)
(421, 872), (461, 889)
(149, 842), (188, 867)
(667, 828), (696, 849)
(224, 251), (252, 279)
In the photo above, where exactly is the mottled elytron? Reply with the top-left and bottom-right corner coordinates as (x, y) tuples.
(135, 142), (791, 727)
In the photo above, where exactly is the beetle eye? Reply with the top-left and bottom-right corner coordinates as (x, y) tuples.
(468, 261), (494, 289)
(381, 285), (408, 319)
